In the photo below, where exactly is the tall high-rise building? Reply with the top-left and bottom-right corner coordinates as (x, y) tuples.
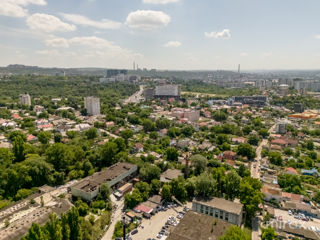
(19, 93), (31, 106)
(84, 97), (100, 116)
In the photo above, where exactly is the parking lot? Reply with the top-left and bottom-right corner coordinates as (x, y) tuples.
(274, 209), (320, 231)
(131, 202), (192, 240)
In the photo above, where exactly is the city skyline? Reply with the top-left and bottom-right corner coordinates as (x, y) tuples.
(1, 0), (320, 70)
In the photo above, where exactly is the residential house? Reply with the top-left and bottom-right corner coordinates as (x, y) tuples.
(160, 169), (183, 183)
(285, 167), (298, 175)
(222, 151), (236, 160)
(132, 143), (144, 153)
(262, 185), (282, 203)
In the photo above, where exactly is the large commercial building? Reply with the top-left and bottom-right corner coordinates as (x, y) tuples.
(84, 97), (100, 116)
(229, 95), (267, 107)
(192, 198), (244, 226)
(107, 69), (128, 78)
(71, 162), (138, 201)
(294, 80), (320, 92)
(294, 103), (305, 113)
(19, 93), (31, 106)
(155, 84), (181, 100)
(144, 84), (181, 100)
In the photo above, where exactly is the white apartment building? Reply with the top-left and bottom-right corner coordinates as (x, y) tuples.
(19, 94), (31, 106)
(84, 97), (100, 116)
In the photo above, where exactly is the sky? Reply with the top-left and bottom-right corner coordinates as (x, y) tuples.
(0, 0), (320, 70)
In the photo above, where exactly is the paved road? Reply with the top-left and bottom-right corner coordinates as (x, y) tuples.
(251, 123), (276, 240)
(124, 85), (144, 105)
(101, 196), (124, 240)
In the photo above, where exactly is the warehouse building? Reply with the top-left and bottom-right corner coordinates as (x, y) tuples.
(71, 162), (138, 201)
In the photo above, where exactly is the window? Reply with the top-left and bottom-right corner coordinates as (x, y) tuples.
(220, 211), (223, 219)
(215, 211), (219, 218)
(225, 212), (229, 221)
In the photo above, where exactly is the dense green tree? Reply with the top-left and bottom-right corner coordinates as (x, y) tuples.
(313, 191), (320, 204)
(166, 147), (179, 161)
(237, 143), (256, 160)
(97, 183), (111, 202)
(258, 128), (269, 138)
(23, 223), (47, 240)
(54, 133), (62, 143)
(306, 140), (314, 151)
(38, 131), (52, 144)
(219, 225), (251, 240)
(127, 114), (140, 124)
(46, 143), (74, 171)
(216, 134), (229, 145)
(170, 178), (187, 202)
(278, 174), (303, 194)
(12, 135), (25, 162)
(142, 119), (155, 132)
(67, 207), (81, 240)
(212, 110), (228, 122)
(135, 182), (151, 201)
(156, 118), (171, 129)
(225, 171), (241, 201)
(190, 154), (207, 175)
(248, 134), (259, 146)
(45, 214), (62, 240)
(167, 127), (180, 138)
(85, 128), (98, 140)
(212, 167), (226, 197)
(181, 125), (194, 137)
(195, 173), (217, 198)
(268, 152), (283, 166)
(120, 129), (133, 144)
(150, 179), (161, 195)
(125, 189), (143, 209)
(0, 148), (14, 169)
(261, 226), (277, 240)
(161, 184), (172, 201)
(99, 141), (118, 166)
(139, 164), (161, 183)
(239, 177), (263, 223)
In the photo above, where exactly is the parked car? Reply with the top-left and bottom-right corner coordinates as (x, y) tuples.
(131, 229), (138, 235)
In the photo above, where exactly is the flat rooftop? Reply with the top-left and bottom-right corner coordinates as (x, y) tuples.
(72, 162), (137, 191)
(193, 197), (243, 215)
(167, 211), (231, 240)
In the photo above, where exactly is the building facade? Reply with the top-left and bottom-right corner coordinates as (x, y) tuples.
(71, 162), (137, 201)
(84, 97), (100, 116)
(19, 93), (31, 106)
(192, 198), (243, 226)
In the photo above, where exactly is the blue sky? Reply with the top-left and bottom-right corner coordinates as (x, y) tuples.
(0, 0), (320, 70)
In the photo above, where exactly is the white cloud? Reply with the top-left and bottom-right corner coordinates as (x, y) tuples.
(240, 52), (248, 57)
(43, 36), (142, 59)
(262, 52), (272, 58)
(12, 0), (46, 5)
(315, 35), (320, 39)
(61, 13), (122, 29)
(142, 0), (179, 4)
(45, 38), (70, 48)
(125, 10), (170, 31)
(27, 13), (76, 32)
(205, 29), (231, 39)
(164, 41), (181, 48)
(0, 0), (46, 18)
(36, 49), (60, 56)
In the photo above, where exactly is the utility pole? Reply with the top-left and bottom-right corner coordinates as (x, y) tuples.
(122, 216), (126, 240)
